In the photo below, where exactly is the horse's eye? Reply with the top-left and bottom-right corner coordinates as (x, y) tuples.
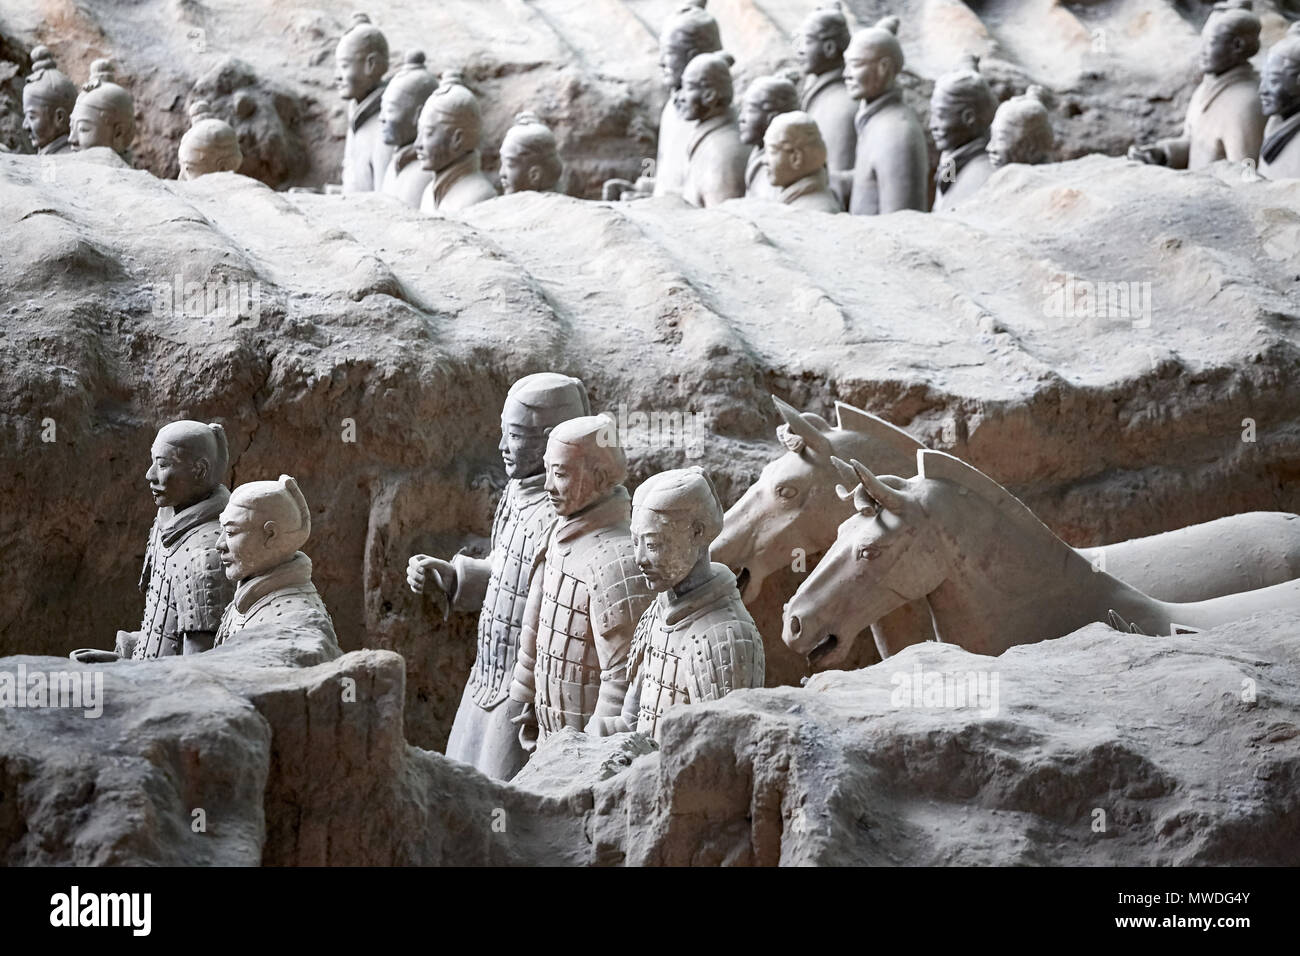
(776, 484), (798, 500)
(856, 544), (878, 561)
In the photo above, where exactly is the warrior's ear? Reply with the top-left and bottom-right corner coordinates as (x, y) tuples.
(262, 519), (279, 543)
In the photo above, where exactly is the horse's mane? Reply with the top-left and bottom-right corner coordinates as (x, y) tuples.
(917, 449), (1073, 549)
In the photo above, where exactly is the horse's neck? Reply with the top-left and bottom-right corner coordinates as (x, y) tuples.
(924, 481), (1158, 652)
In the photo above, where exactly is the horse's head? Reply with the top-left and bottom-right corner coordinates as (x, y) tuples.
(713, 395), (923, 603)
(782, 456), (944, 667)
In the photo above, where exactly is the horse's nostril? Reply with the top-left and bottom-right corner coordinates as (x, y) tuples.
(788, 614), (801, 635)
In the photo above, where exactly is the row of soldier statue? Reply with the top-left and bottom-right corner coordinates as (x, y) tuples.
(71, 374), (764, 782)
(20, 2), (1300, 214)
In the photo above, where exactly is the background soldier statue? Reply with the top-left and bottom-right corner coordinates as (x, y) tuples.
(498, 112), (563, 194)
(988, 86), (1055, 169)
(71, 421), (233, 664)
(929, 55), (997, 213)
(378, 50), (440, 208)
(1128, 0), (1264, 171)
(334, 12), (393, 194)
(738, 74), (799, 201)
(677, 51), (748, 208)
(416, 74), (499, 215)
(69, 59), (135, 160)
(1259, 23), (1300, 181)
(845, 17), (928, 215)
(407, 373), (589, 781)
(764, 111), (844, 212)
(177, 100), (244, 180)
(796, 3), (857, 206)
(509, 416), (654, 750)
(22, 45), (76, 155)
(212, 475), (338, 650)
(620, 468), (764, 741)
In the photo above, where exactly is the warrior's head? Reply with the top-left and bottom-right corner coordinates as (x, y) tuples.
(334, 12), (389, 102)
(69, 60), (135, 154)
(499, 372), (589, 479)
(929, 54), (997, 153)
(795, 3), (851, 78)
(675, 50), (735, 123)
(764, 110), (827, 187)
(738, 74), (799, 147)
(416, 73), (481, 172)
(22, 45), (76, 150)
(217, 475), (311, 582)
(988, 86), (1053, 168)
(658, 0), (722, 92)
(178, 100), (243, 180)
(499, 112), (562, 194)
(1199, 0), (1260, 77)
(543, 415), (626, 517)
(380, 50), (438, 147)
(146, 421), (228, 511)
(1260, 23), (1300, 120)
(631, 468), (723, 593)
(844, 17), (903, 103)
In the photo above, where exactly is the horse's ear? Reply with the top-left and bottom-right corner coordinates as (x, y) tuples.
(773, 395), (832, 457)
(833, 402), (926, 465)
(849, 459), (908, 514)
(830, 455), (859, 502)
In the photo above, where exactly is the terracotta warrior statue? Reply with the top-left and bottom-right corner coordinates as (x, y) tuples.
(677, 51), (748, 208)
(1128, 0), (1264, 170)
(378, 50), (439, 208)
(177, 100), (243, 180)
(930, 55), (997, 213)
(618, 469), (764, 742)
(764, 111), (844, 212)
(416, 74), (499, 215)
(212, 475), (338, 650)
(509, 416), (655, 748)
(69, 60), (135, 159)
(70, 422), (234, 664)
(335, 12), (394, 193)
(988, 86), (1054, 169)
(844, 17), (928, 215)
(603, 1), (722, 201)
(22, 45), (76, 155)
(407, 373), (589, 781)
(738, 74), (799, 200)
(797, 3), (857, 205)
(499, 112), (563, 194)
(1259, 23), (1300, 180)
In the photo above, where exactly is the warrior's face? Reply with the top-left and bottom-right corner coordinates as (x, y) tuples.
(22, 95), (66, 149)
(499, 420), (548, 479)
(379, 94), (417, 147)
(631, 510), (699, 592)
(68, 105), (116, 151)
(659, 40), (695, 91)
(675, 63), (720, 123)
(929, 95), (977, 153)
(416, 115), (462, 172)
(543, 440), (605, 517)
(1260, 55), (1300, 119)
(216, 505), (280, 582)
(1199, 21), (1248, 76)
(844, 39), (894, 103)
(334, 42), (382, 102)
(795, 25), (840, 77)
(737, 91), (776, 147)
(146, 440), (209, 511)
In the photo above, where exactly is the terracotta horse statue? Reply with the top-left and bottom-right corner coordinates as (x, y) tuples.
(713, 396), (1300, 664)
(781, 451), (1300, 660)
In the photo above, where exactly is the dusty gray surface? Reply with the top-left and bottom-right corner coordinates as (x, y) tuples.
(3, 611), (1296, 865)
(1, 151), (1299, 748)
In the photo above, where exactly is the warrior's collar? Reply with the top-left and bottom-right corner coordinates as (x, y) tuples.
(937, 134), (989, 191)
(233, 551), (313, 614)
(658, 563), (739, 626)
(802, 66), (845, 108)
(1194, 63), (1257, 113)
(687, 111), (735, 159)
(554, 485), (630, 543)
(1262, 110), (1300, 165)
(349, 81), (386, 132)
(432, 150), (482, 206)
(780, 167), (832, 205)
(39, 133), (70, 155)
(855, 87), (901, 133)
(158, 484), (229, 548)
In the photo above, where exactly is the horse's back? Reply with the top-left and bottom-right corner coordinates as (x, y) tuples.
(1096, 512), (1300, 603)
